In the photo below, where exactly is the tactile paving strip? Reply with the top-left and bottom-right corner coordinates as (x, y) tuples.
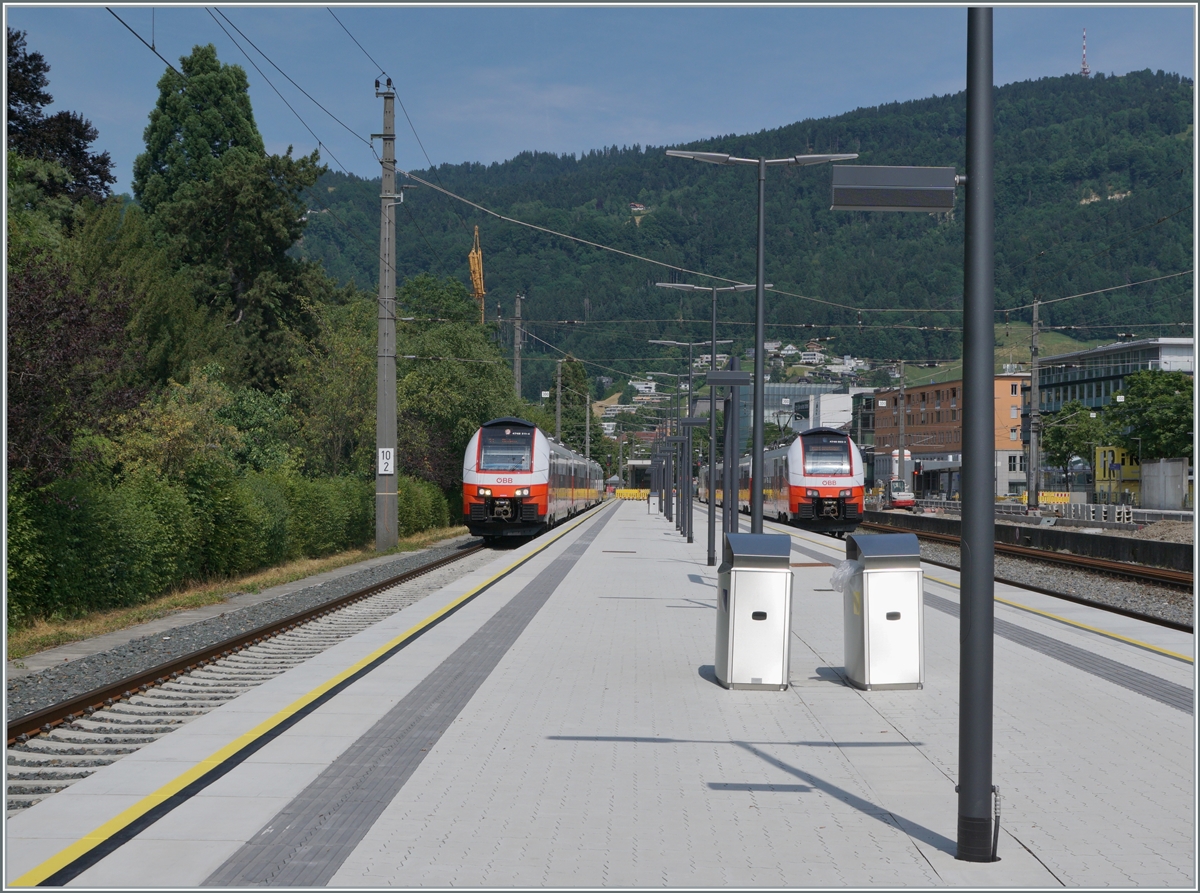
(204, 506), (618, 887)
(924, 591), (1193, 714)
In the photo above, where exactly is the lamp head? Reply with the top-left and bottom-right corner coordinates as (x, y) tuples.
(794, 153), (858, 166)
(666, 150), (731, 165)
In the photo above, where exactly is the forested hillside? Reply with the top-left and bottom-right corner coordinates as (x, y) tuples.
(297, 69), (1194, 398)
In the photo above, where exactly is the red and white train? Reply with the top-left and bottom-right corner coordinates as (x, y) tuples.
(462, 417), (604, 540)
(699, 427), (866, 535)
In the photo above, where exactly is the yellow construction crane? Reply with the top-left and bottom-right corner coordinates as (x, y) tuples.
(468, 225), (485, 324)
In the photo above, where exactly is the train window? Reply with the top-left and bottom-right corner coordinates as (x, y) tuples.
(479, 427), (533, 471)
(801, 433), (851, 475)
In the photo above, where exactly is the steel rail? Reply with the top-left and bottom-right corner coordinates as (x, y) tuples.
(858, 521), (1192, 590)
(7, 544), (486, 745)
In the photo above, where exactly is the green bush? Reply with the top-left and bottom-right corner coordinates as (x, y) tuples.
(279, 473), (372, 558)
(6, 465), (447, 628)
(397, 476), (450, 537)
(7, 470), (198, 624)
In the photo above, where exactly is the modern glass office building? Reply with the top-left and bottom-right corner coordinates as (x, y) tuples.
(1029, 337), (1194, 414)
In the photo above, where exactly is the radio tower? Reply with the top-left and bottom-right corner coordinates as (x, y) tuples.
(1081, 28), (1091, 78)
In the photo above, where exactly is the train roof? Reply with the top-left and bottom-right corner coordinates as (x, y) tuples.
(801, 427), (852, 438)
(480, 417), (536, 429)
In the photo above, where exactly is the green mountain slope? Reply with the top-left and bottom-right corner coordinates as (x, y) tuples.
(296, 69), (1193, 397)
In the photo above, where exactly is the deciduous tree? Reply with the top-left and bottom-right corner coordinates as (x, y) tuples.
(1105, 370), (1193, 461)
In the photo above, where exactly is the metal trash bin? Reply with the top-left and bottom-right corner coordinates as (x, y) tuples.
(841, 533), (924, 690)
(715, 533), (793, 690)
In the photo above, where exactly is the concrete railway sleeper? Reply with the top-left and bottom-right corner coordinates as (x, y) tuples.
(6, 543), (492, 817)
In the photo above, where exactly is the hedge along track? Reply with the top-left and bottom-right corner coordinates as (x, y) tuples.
(6, 543), (487, 816)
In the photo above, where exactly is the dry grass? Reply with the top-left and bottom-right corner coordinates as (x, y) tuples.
(6, 526), (470, 662)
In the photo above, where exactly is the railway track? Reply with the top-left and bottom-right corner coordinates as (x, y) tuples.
(6, 542), (488, 816)
(856, 521), (1193, 590)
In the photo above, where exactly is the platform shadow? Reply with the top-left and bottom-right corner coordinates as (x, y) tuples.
(812, 665), (851, 686)
(548, 733), (956, 857)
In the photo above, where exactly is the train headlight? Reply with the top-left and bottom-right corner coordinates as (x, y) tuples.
(806, 489), (819, 497)
(840, 489), (852, 497)
(477, 487), (492, 497)
(515, 487), (530, 497)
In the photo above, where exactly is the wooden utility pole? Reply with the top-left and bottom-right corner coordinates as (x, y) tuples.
(374, 79), (397, 551)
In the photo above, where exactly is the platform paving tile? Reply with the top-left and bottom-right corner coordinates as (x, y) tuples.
(5, 524), (591, 887)
(332, 504), (969, 887)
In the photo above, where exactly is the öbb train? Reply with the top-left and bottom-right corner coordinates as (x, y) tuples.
(462, 417), (604, 540)
(698, 427), (865, 535)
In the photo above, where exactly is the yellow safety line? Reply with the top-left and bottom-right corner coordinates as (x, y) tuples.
(923, 573), (1194, 664)
(755, 517), (1194, 665)
(12, 507), (608, 887)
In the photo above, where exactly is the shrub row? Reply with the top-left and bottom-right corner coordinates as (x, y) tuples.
(6, 468), (449, 627)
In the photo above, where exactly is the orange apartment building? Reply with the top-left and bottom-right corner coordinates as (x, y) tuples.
(872, 373), (1030, 498)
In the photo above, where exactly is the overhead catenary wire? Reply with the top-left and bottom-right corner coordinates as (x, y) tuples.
(1006, 270), (1193, 312)
(215, 8), (371, 150)
(205, 9), (350, 175)
(327, 8), (475, 241)
(106, 7), (183, 77)
(200, 10), (444, 285)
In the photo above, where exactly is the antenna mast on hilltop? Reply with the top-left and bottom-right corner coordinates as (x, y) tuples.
(1081, 28), (1091, 78)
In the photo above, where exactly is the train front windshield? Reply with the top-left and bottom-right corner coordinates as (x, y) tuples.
(802, 434), (851, 475)
(479, 427), (534, 471)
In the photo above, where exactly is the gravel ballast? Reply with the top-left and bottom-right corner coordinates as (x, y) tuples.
(6, 537), (481, 722)
(919, 540), (1194, 629)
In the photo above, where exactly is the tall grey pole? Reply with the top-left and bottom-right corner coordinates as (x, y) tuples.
(1026, 298), (1041, 511)
(375, 83), (398, 551)
(726, 357), (741, 535)
(958, 5), (997, 864)
(513, 295), (523, 399)
(585, 383), (591, 461)
(708, 288), (718, 565)
(686, 342), (695, 543)
(751, 158), (767, 533)
(898, 358), (907, 489)
(555, 360), (562, 442)
(674, 391), (682, 531)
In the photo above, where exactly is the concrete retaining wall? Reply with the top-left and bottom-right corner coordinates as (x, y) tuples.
(863, 510), (1192, 572)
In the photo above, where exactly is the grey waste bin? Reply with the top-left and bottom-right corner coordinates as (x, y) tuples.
(715, 533), (793, 690)
(842, 533), (924, 690)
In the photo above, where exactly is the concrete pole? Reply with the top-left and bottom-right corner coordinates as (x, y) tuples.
(375, 83), (398, 551)
(555, 360), (562, 442)
(585, 383), (591, 461)
(1026, 298), (1041, 511)
(898, 358), (907, 490)
(957, 6), (997, 863)
(513, 295), (522, 399)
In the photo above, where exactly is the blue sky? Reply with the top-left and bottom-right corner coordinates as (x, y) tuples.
(6, 5), (1196, 193)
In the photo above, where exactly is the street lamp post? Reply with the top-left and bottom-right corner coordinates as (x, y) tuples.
(655, 284), (751, 563)
(651, 332), (737, 551)
(667, 149), (856, 533)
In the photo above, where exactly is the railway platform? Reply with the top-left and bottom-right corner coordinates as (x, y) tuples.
(6, 499), (1195, 888)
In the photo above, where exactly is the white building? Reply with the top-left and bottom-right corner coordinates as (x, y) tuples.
(630, 379), (656, 395)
